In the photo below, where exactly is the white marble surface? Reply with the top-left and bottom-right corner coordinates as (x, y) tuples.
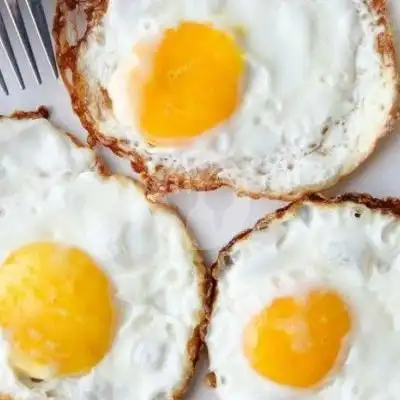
(0, 1), (399, 399)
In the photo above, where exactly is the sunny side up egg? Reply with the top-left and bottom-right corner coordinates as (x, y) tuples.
(207, 195), (400, 399)
(55, 0), (397, 198)
(0, 110), (206, 400)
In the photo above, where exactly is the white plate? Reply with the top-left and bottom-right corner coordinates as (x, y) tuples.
(0, 1), (400, 398)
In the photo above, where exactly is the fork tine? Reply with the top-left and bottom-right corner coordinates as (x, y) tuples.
(0, 68), (9, 95)
(4, 0), (42, 84)
(0, 6), (25, 90)
(24, 0), (58, 79)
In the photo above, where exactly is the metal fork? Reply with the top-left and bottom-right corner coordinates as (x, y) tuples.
(0, 0), (58, 96)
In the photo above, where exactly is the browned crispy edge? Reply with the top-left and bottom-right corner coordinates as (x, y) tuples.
(53, 0), (400, 200)
(206, 191), (400, 387)
(0, 107), (212, 399)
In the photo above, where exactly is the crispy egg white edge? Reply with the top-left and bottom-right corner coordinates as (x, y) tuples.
(207, 196), (400, 399)
(64, 0), (398, 195)
(0, 113), (205, 400)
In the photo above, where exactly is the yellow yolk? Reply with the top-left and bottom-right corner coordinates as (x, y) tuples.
(243, 289), (351, 388)
(135, 21), (244, 145)
(0, 243), (116, 379)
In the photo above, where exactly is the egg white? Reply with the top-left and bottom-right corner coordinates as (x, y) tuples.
(0, 114), (204, 400)
(66, 0), (398, 196)
(207, 198), (400, 399)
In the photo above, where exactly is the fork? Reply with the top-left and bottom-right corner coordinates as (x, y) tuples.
(0, 0), (58, 96)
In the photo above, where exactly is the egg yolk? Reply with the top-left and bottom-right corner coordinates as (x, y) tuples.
(0, 243), (116, 379)
(137, 21), (244, 145)
(243, 289), (351, 388)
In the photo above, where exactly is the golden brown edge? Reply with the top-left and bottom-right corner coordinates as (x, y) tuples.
(0, 107), (211, 399)
(53, 0), (400, 201)
(206, 191), (400, 387)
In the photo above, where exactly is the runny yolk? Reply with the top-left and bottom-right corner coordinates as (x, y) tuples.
(136, 21), (244, 146)
(0, 242), (116, 379)
(243, 289), (352, 388)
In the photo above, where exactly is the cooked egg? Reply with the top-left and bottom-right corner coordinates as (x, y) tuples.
(55, 0), (398, 197)
(207, 195), (400, 399)
(0, 111), (206, 399)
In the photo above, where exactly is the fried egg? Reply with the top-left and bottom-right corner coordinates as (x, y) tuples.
(207, 194), (400, 399)
(0, 110), (206, 399)
(55, 0), (398, 198)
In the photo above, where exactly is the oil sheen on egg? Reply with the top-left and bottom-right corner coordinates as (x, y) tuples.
(76, 0), (397, 196)
(0, 114), (204, 400)
(207, 198), (400, 399)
